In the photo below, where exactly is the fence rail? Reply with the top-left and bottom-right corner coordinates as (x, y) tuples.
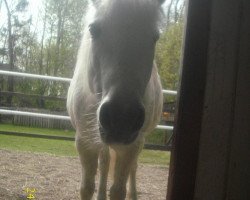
(0, 109), (174, 130)
(0, 70), (71, 82)
(0, 70), (177, 95)
(0, 70), (177, 150)
(0, 109), (70, 120)
(0, 70), (177, 130)
(0, 91), (66, 101)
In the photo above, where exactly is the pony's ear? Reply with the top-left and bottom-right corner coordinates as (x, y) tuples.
(158, 0), (166, 5)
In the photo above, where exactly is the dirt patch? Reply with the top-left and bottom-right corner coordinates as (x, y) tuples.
(0, 149), (168, 200)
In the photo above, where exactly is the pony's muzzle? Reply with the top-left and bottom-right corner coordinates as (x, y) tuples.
(98, 100), (145, 144)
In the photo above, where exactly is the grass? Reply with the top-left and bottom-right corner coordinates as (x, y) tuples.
(0, 123), (75, 137)
(0, 134), (77, 156)
(145, 129), (172, 145)
(0, 123), (170, 166)
(0, 123), (171, 144)
(139, 149), (170, 166)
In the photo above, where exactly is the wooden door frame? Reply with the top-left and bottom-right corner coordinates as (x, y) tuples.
(166, 0), (212, 199)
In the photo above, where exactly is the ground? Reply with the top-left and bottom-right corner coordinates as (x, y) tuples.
(0, 149), (168, 200)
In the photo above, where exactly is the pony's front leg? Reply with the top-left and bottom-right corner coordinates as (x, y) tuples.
(77, 144), (99, 200)
(128, 160), (138, 200)
(128, 141), (143, 200)
(110, 147), (140, 200)
(97, 146), (110, 200)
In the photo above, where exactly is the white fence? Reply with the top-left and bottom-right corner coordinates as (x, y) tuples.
(0, 70), (177, 131)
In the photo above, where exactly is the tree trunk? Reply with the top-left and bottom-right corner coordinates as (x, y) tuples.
(37, 3), (48, 108)
(53, 0), (68, 76)
(174, 0), (181, 23)
(54, 3), (63, 77)
(166, 0), (174, 28)
(179, 1), (186, 20)
(4, 0), (15, 106)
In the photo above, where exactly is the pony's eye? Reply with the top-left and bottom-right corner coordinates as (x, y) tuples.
(89, 23), (101, 39)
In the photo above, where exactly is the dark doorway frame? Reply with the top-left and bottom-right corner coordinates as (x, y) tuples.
(166, 0), (212, 199)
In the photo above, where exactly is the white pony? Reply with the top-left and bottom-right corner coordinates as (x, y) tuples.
(67, 0), (164, 199)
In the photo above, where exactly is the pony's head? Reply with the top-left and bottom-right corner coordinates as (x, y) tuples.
(87, 0), (165, 144)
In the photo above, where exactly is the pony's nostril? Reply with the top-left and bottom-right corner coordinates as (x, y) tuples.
(99, 100), (145, 134)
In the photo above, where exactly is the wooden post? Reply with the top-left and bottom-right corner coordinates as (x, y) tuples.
(166, 0), (211, 199)
(194, 0), (250, 199)
(167, 0), (250, 199)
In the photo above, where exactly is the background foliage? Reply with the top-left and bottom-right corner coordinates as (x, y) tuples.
(0, 0), (185, 112)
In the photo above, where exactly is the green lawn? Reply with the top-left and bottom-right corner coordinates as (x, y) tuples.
(0, 134), (77, 156)
(0, 123), (170, 166)
(0, 123), (171, 144)
(0, 123), (75, 137)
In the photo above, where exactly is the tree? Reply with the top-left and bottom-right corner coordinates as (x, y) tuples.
(0, 0), (185, 112)
(156, 20), (184, 91)
(156, 0), (186, 92)
(2, 0), (29, 106)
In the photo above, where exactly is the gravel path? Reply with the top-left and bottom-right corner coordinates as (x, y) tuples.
(0, 149), (168, 200)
